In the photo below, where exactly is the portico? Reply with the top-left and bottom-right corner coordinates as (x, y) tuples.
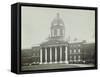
(40, 45), (68, 64)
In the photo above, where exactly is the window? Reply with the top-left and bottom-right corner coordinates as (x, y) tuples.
(70, 56), (72, 62)
(57, 29), (60, 36)
(78, 44), (81, 47)
(74, 56), (76, 62)
(70, 50), (72, 54)
(51, 30), (54, 37)
(60, 29), (64, 36)
(70, 56), (72, 59)
(78, 56), (81, 61)
(54, 29), (57, 36)
(60, 29), (62, 35)
(78, 49), (80, 53)
(74, 49), (76, 53)
(35, 53), (37, 56)
(32, 53), (35, 57)
(70, 45), (72, 47)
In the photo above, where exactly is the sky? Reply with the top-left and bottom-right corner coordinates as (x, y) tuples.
(21, 6), (95, 49)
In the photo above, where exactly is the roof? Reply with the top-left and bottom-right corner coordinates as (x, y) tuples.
(51, 13), (64, 27)
(40, 40), (68, 46)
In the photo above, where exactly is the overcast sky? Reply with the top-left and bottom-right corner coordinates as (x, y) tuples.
(21, 6), (95, 49)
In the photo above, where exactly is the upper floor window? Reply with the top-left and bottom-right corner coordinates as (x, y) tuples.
(74, 49), (76, 53)
(78, 56), (81, 61)
(78, 49), (80, 53)
(70, 50), (72, 54)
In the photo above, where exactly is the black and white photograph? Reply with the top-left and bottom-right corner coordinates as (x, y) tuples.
(21, 5), (97, 71)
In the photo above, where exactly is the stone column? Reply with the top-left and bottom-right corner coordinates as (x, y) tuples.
(40, 48), (42, 64)
(65, 47), (68, 64)
(45, 48), (47, 64)
(55, 47), (57, 63)
(60, 47), (62, 63)
(50, 47), (52, 64)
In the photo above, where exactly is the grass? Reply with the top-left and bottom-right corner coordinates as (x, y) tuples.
(22, 63), (82, 71)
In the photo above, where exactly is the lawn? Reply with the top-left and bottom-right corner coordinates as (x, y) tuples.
(22, 63), (81, 71)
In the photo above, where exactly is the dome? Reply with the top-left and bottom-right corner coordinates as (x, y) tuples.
(51, 13), (64, 26)
(50, 13), (65, 41)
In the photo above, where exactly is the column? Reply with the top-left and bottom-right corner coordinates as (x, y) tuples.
(55, 47), (57, 63)
(65, 47), (68, 64)
(50, 47), (52, 64)
(45, 48), (47, 64)
(60, 47), (62, 63)
(40, 48), (42, 64)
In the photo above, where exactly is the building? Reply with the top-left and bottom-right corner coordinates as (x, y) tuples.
(21, 13), (95, 66)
